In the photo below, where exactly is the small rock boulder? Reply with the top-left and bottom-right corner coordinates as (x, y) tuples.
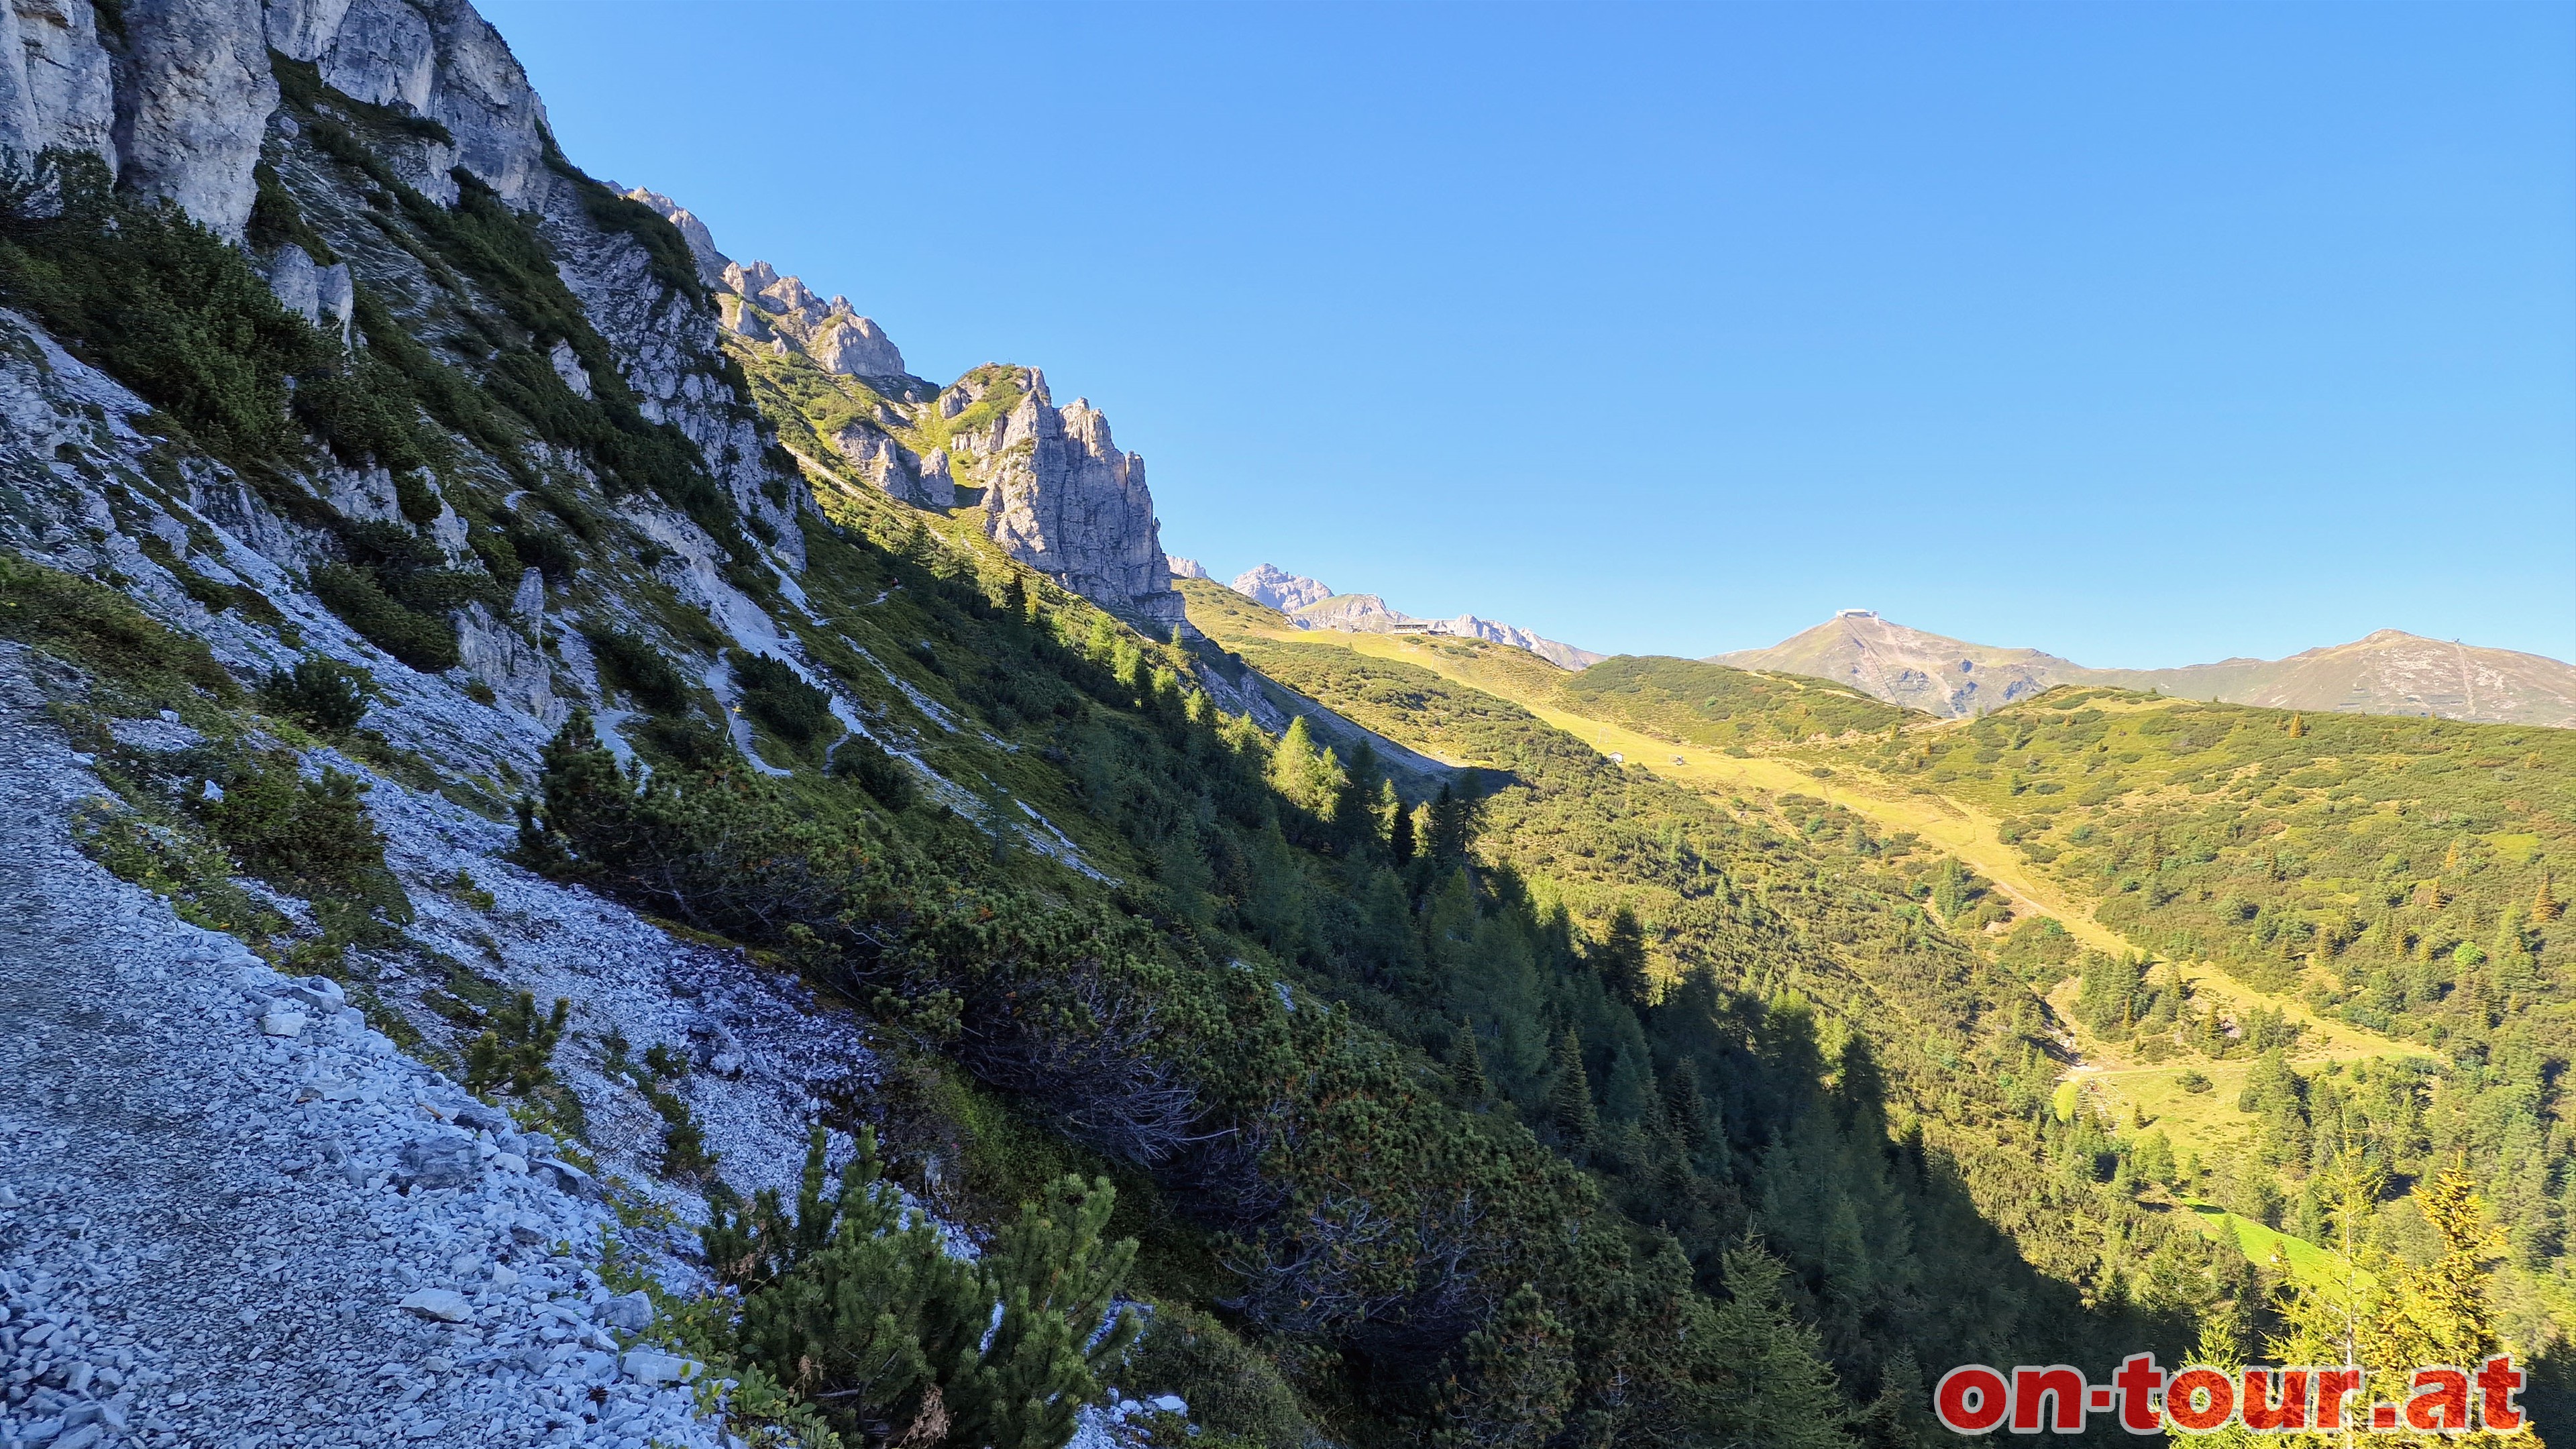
(621, 1351), (700, 1387)
(452, 1103), (511, 1134)
(398, 1134), (478, 1190)
(593, 1291), (653, 1332)
(531, 1157), (598, 1199)
(259, 1004), (308, 1038)
(286, 977), (347, 1011)
(398, 1289), (473, 1324)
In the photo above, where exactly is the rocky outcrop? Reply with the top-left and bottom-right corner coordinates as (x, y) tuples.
(613, 200), (1187, 628)
(1232, 564), (1332, 613)
(262, 242), (355, 345)
(1166, 555), (1209, 580)
(110, 0), (277, 237)
(621, 186), (729, 285)
(0, 0), (119, 177)
(702, 256), (910, 381)
(831, 425), (953, 508)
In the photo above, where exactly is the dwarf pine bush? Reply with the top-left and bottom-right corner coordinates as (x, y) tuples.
(704, 1128), (1138, 1449)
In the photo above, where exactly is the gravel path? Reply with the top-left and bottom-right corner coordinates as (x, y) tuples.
(0, 670), (733, 1449)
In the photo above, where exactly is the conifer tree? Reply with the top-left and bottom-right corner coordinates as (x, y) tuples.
(949, 1176), (1142, 1449)
(1690, 1244), (1854, 1449)
(2265, 1164), (2528, 1446)
(2536, 873), (2561, 923)
(1548, 1028), (1596, 1147)
(1450, 1020), (1492, 1106)
(1589, 906), (1651, 1007)
(1330, 741), (1383, 855)
(1432, 1284), (1575, 1449)
(1389, 796), (1417, 866)
(1662, 1059), (1713, 1156)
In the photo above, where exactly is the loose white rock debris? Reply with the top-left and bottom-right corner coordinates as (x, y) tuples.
(0, 675), (739, 1448)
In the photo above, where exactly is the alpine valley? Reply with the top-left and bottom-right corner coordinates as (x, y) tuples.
(0, 6), (2566, 1449)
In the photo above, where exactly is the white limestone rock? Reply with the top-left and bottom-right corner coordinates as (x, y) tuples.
(547, 338), (592, 399)
(262, 244), (354, 347)
(621, 186), (731, 285)
(1165, 555), (1209, 580)
(0, 0), (120, 171)
(971, 379), (1181, 628)
(455, 600), (559, 723)
(807, 313), (905, 378)
(698, 255), (910, 381)
(109, 0), (278, 239)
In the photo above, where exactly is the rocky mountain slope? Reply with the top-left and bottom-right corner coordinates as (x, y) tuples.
(1228, 564), (1604, 671)
(1717, 612), (2576, 726)
(0, 2), (1210, 1444)
(0, 5), (1982, 1446)
(2079, 628), (2576, 724)
(1709, 613), (2074, 717)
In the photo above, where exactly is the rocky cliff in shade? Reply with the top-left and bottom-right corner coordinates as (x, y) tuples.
(1717, 613), (2576, 726)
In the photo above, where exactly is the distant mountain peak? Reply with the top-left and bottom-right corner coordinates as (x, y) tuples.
(1228, 568), (1603, 671)
(1232, 564), (1334, 613)
(1716, 616), (2576, 727)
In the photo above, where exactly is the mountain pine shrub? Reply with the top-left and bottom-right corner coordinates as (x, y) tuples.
(705, 1128), (1138, 1449)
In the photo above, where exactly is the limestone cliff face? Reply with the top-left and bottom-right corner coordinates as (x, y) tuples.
(0, 0), (559, 238)
(953, 371), (1181, 629)
(0, 0), (808, 666)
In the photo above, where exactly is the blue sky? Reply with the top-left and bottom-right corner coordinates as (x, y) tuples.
(484, 1), (2576, 667)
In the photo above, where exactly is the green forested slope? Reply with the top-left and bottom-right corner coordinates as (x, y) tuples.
(1768, 692), (2576, 1331)
(1180, 594), (2261, 1428)
(1187, 591), (2576, 1432)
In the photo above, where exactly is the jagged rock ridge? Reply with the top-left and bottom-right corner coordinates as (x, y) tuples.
(1717, 612), (2576, 726)
(622, 195), (1183, 629)
(1230, 564), (1603, 671)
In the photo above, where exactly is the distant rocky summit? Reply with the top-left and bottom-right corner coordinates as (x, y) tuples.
(1232, 564), (1334, 613)
(1230, 566), (1602, 671)
(1711, 612), (2070, 718)
(1717, 612), (2576, 727)
(1165, 555), (1210, 580)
